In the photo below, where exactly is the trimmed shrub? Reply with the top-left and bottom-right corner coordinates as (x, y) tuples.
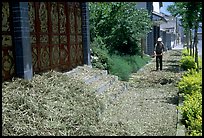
(182, 48), (190, 56)
(178, 69), (202, 95)
(179, 56), (196, 70)
(108, 54), (151, 81)
(91, 46), (113, 71)
(109, 55), (132, 81)
(198, 56), (202, 69)
(179, 91), (202, 136)
(124, 55), (150, 72)
(90, 38), (151, 81)
(177, 66), (202, 136)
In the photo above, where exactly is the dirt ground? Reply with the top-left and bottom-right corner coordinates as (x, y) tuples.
(100, 49), (185, 136)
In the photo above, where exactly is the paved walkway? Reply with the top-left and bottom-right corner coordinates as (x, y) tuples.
(172, 44), (184, 50)
(173, 42), (202, 58)
(100, 48), (184, 136)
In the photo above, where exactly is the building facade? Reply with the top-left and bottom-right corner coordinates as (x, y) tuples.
(136, 2), (167, 56)
(2, 2), (91, 81)
(160, 13), (183, 49)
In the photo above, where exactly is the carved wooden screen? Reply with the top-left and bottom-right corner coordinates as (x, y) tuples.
(2, 2), (16, 81)
(28, 2), (83, 73)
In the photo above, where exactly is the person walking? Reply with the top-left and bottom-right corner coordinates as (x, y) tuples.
(154, 37), (165, 71)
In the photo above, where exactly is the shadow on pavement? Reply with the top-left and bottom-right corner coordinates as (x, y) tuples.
(150, 69), (159, 72)
(165, 60), (180, 63)
(163, 65), (181, 73)
(165, 95), (179, 105)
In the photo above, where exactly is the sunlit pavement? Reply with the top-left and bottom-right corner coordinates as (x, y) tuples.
(198, 40), (202, 58)
(172, 44), (184, 50)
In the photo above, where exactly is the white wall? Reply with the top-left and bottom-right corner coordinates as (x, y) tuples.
(153, 2), (160, 13)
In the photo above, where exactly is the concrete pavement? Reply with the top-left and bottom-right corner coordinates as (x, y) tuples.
(172, 44), (184, 50)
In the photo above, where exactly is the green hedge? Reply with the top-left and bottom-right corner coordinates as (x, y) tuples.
(180, 91), (202, 136)
(180, 48), (202, 70)
(109, 55), (132, 81)
(91, 46), (113, 71)
(179, 56), (196, 70)
(178, 69), (202, 95)
(90, 46), (151, 81)
(177, 69), (202, 136)
(181, 48), (190, 56)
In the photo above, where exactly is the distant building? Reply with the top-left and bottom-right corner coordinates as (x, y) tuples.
(136, 2), (167, 56)
(160, 12), (184, 49)
(194, 23), (202, 40)
(160, 13), (176, 49)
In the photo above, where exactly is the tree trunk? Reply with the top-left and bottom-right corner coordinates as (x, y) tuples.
(194, 22), (199, 72)
(186, 30), (189, 54)
(189, 29), (193, 56)
(192, 31), (195, 57)
(141, 37), (145, 58)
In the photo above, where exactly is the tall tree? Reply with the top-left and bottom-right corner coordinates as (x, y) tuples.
(167, 2), (202, 71)
(89, 2), (153, 55)
(168, 3), (192, 56)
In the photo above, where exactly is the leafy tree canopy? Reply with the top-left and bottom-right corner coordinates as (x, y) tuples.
(89, 2), (153, 55)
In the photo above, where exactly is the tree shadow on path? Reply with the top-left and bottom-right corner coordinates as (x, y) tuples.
(165, 95), (179, 105)
(163, 65), (181, 73)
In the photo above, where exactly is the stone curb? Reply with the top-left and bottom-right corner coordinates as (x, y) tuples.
(175, 48), (186, 136)
(176, 93), (186, 136)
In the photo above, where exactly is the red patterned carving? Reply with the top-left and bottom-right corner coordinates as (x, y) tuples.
(2, 2), (16, 81)
(28, 2), (83, 73)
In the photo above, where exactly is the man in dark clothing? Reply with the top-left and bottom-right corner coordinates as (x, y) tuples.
(154, 37), (165, 71)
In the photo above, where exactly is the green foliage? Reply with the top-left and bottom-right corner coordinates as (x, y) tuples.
(108, 54), (150, 81)
(198, 57), (202, 68)
(89, 2), (152, 55)
(123, 55), (151, 72)
(167, 2), (202, 71)
(89, 2), (152, 78)
(109, 55), (132, 81)
(90, 36), (151, 81)
(90, 40), (151, 81)
(177, 68), (202, 136)
(181, 48), (202, 70)
(179, 55), (196, 70)
(167, 2), (202, 30)
(178, 69), (202, 95)
(91, 45), (113, 71)
(182, 48), (190, 56)
(179, 91), (202, 136)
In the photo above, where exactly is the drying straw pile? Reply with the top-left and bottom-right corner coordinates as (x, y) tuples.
(2, 71), (131, 136)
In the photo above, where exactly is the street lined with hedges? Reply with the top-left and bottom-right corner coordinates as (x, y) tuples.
(99, 48), (185, 136)
(2, 47), (201, 136)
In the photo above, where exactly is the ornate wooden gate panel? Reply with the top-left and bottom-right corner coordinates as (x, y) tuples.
(2, 2), (16, 81)
(28, 2), (83, 73)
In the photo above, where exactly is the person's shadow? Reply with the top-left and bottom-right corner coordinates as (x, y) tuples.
(150, 69), (159, 72)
